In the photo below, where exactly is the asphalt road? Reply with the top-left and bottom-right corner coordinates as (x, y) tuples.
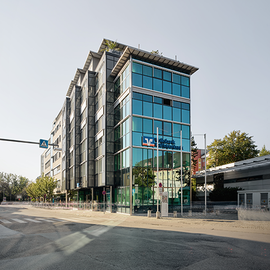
(0, 205), (270, 270)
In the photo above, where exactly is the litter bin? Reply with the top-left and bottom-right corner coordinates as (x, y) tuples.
(147, 210), (152, 217)
(173, 211), (177, 218)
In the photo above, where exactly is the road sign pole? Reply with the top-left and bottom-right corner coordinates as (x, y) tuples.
(156, 127), (160, 219)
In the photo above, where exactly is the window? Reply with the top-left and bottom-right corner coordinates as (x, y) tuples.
(154, 120), (162, 135)
(132, 73), (142, 88)
(153, 78), (162, 92)
(133, 92), (142, 100)
(163, 122), (172, 136)
(154, 68), (162, 79)
(132, 99), (142, 115)
(143, 101), (152, 117)
(132, 116), (142, 132)
(132, 62), (142, 74)
(153, 104), (162, 119)
(163, 106), (172, 121)
(142, 65), (152, 76)
(143, 118), (152, 134)
(163, 70), (171, 81)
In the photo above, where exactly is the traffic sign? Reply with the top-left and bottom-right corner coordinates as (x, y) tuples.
(159, 183), (162, 187)
(102, 190), (106, 195)
(39, 139), (48, 149)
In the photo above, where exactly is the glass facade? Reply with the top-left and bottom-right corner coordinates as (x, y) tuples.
(132, 60), (190, 98)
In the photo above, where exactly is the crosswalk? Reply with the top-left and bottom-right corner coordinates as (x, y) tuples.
(0, 218), (65, 224)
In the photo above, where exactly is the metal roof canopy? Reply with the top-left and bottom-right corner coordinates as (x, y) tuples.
(110, 46), (199, 77)
(66, 38), (199, 97)
(193, 155), (270, 178)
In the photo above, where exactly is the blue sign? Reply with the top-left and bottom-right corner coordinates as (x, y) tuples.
(142, 136), (155, 147)
(142, 136), (182, 150)
(39, 139), (48, 149)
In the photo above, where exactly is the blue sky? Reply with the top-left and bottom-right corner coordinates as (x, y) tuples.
(0, 0), (269, 181)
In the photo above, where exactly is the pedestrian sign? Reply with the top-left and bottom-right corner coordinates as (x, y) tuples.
(39, 139), (48, 149)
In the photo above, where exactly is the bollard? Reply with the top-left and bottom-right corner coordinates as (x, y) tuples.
(173, 211), (177, 218)
(188, 210), (192, 217)
(147, 210), (152, 217)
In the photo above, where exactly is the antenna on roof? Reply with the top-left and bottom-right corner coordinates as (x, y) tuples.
(138, 44), (140, 49)
(175, 55), (177, 61)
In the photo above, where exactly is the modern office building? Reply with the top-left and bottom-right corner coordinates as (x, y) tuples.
(41, 39), (199, 213)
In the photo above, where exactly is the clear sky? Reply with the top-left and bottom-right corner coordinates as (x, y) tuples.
(0, 0), (269, 181)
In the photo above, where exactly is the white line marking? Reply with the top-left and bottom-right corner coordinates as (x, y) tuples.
(24, 218), (41, 223)
(0, 219), (12, 224)
(35, 218), (54, 222)
(12, 219), (27, 223)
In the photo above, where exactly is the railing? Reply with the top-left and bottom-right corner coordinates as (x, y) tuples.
(31, 202), (118, 212)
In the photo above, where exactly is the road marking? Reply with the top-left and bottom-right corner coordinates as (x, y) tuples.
(11, 219), (27, 223)
(35, 218), (54, 222)
(24, 218), (41, 223)
(0, 219), (12, 224)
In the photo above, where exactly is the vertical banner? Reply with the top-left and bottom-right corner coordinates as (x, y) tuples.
(161, 192), (168, 217)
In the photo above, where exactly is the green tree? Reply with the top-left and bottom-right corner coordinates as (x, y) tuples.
(259, 145), (270, 156)
(101, 39), (121, 52)
(207, 130), (259, 168)
(26, 174), (57, 202)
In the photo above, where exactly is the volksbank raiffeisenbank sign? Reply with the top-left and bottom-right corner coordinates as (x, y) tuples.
(142, 136), (182, 150)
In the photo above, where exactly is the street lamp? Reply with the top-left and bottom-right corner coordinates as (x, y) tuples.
(193, 133), (207, 215)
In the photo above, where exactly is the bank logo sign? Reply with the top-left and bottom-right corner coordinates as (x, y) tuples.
(142, 136), (155, 147)
(142, 136), (182, 150)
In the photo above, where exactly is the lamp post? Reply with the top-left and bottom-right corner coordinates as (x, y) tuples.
(193, 133), (207, 215)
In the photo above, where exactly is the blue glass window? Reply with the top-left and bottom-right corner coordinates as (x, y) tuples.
(163, 105), (172, 120)
(173, 101), (181, 108)
(173, 74), (181, 84)
(173, 137), (180, 149)
(173, 107), (181, 122)
(132, 62), (142, 74)
(143, 94), (152, 102)
(143, 149), (153, 167)
(163, 70), (172, 81)
(132, 99), (142, 115)
(143, 118), (152, 134)
(154, 97), (162, 104)
(172, 83), (180, 96)
(182, 109), (190, 124)
(153, 104), (162, 119)
(163, 81), (172, 94)
(154, 120), (162, 135)
(153, 78), (162, 92)
(181, 76), (190, 86)
(142, 65), (152, 77)
(143, 76), (152, 90)
(182, 125), (190, 139)
(173, 123), (181, 138)
(132, 73), (142, 88)
(133, 147), (143, 166)
(182, 139), (190, 152)
(182, 86), (190, 98)
(143, 102), (152, 117)
(154, 68), (162, 79)
(133, 92), (142, 100)
(133, 132), (142, 146)
(132, 116), (142, 132)
(182, 103), (190, 110)
(163, 122), (172, 136)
